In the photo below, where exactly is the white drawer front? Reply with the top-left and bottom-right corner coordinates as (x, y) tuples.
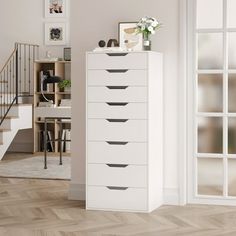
(87, 186), (147, 211)
(88, 164), (147, 187)
(88, 119), (147, 142)
(87, 103), (147, 119)
(87, 53), (147, 70)
(87, 142), (147, 165)
(87, 87), (147, 103)
(87, 70), (147, 86)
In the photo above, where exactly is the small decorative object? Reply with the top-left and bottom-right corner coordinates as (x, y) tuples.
(136, 17), (161, 51)
(98, 40), (106, 48)
(45, 0), (67, 18)
(58, 79), (71, 92)
(107, 39), (119, 47)
(40, 71), (62, 107)
(45, 22), (67, 45)
(46, 50), (51, 59)
(118, 22), (143, 51)
(64, 47), (71, 61)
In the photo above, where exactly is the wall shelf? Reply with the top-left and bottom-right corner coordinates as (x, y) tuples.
(33, 61), (71, 154)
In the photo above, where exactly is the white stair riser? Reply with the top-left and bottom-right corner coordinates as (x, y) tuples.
(0, 105), (32, 160)
(10, 106), (32, 131)
(0, 132), (3, 143)
(0, 130), (17, 159)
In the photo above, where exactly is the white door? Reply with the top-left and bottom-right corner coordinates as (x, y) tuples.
(188, 0), (236, 205)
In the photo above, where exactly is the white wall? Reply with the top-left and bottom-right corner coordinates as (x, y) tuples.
(0, 0), (70, 152)
(70, 0), (180, 204)
(0, 0), (69, 67)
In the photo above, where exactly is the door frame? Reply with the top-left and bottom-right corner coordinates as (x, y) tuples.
(182, 0), (236, 206)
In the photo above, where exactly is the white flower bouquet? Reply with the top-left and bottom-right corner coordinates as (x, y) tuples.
(136, 17), (161, 50)
(136, 17), (161, 37)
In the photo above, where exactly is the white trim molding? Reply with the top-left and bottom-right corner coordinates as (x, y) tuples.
(68, 183), (86, 200)
(164, 188), (180, 205)
(178, 0), (188, 205)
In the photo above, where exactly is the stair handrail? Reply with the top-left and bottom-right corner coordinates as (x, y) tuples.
(0, 49), (17, 75)
(0, 42), (39, 125)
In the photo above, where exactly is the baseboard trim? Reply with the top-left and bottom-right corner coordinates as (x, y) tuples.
(68, 183), (85, 200)
(163, 188), (180, 205)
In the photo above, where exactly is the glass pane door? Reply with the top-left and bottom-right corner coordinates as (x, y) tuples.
(194, 0), (236, 201)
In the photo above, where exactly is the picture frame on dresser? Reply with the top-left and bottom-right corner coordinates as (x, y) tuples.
(118, 22), (143, 51)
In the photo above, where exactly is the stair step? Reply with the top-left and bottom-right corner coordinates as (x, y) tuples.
(0, 104), (32, 107)
(0, 128), (11, 132)
(0, 116), (18, 119)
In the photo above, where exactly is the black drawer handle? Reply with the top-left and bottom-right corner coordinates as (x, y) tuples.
(106, 102), (128, 106)
(106, 53), (128, 57)
(106, 119), (128, 123)
(107, 186), (128, 191)
(106, 141), (128, 145)
(106, 164), (128, 168)
(106, 86), (128, 90)
(106, 69), (128, 73)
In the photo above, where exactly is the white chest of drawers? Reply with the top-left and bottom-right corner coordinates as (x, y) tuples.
(86, 51), (163, 213)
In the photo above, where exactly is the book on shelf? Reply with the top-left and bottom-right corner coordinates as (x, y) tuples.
(38, 130), (54, 152)
(61, 129), (71, 153)
(47, 131), (54, 152)
(65, 129), (71, 153)
(62, 129), (66, 152)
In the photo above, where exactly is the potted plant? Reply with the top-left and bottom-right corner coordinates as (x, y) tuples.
(58, 79), (71, 92)
(136, 17), (161, 51)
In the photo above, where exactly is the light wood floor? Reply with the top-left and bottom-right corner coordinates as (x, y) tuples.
(1, 178), (236, 236)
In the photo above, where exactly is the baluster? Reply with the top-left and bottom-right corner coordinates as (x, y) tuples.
(28, 45), (31, 94)
(6, 65), (8, 108)
(3, 70), (5, 116)
(24, 45), (26, 94)
(33, 46), (35, 95)
(0, 71), (3, 123)
(19, 44), (22, 97)
(10, 60), (12, 106)
(0, 74), (2, 119)
(16, 46), (19, 104)
(13, 54), (15, 99)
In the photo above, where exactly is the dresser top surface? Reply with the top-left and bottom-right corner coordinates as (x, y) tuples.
(87, 51), (162, 55)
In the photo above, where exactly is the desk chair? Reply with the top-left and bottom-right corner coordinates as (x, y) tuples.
(44, 117), (71, 169)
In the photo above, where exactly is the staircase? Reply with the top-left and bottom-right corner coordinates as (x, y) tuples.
(0, 42), (39, 160)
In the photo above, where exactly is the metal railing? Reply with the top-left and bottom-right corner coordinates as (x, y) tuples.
(0, 42), (39, 125)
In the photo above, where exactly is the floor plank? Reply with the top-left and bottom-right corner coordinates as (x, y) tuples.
(1, 178), (236, 235)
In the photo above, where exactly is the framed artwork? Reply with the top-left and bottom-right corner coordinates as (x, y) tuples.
(45, 0), (67, 18)
(118, 22), (143, 51)
(64, 47), (71, 61)
(45, 23), (67, 45)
